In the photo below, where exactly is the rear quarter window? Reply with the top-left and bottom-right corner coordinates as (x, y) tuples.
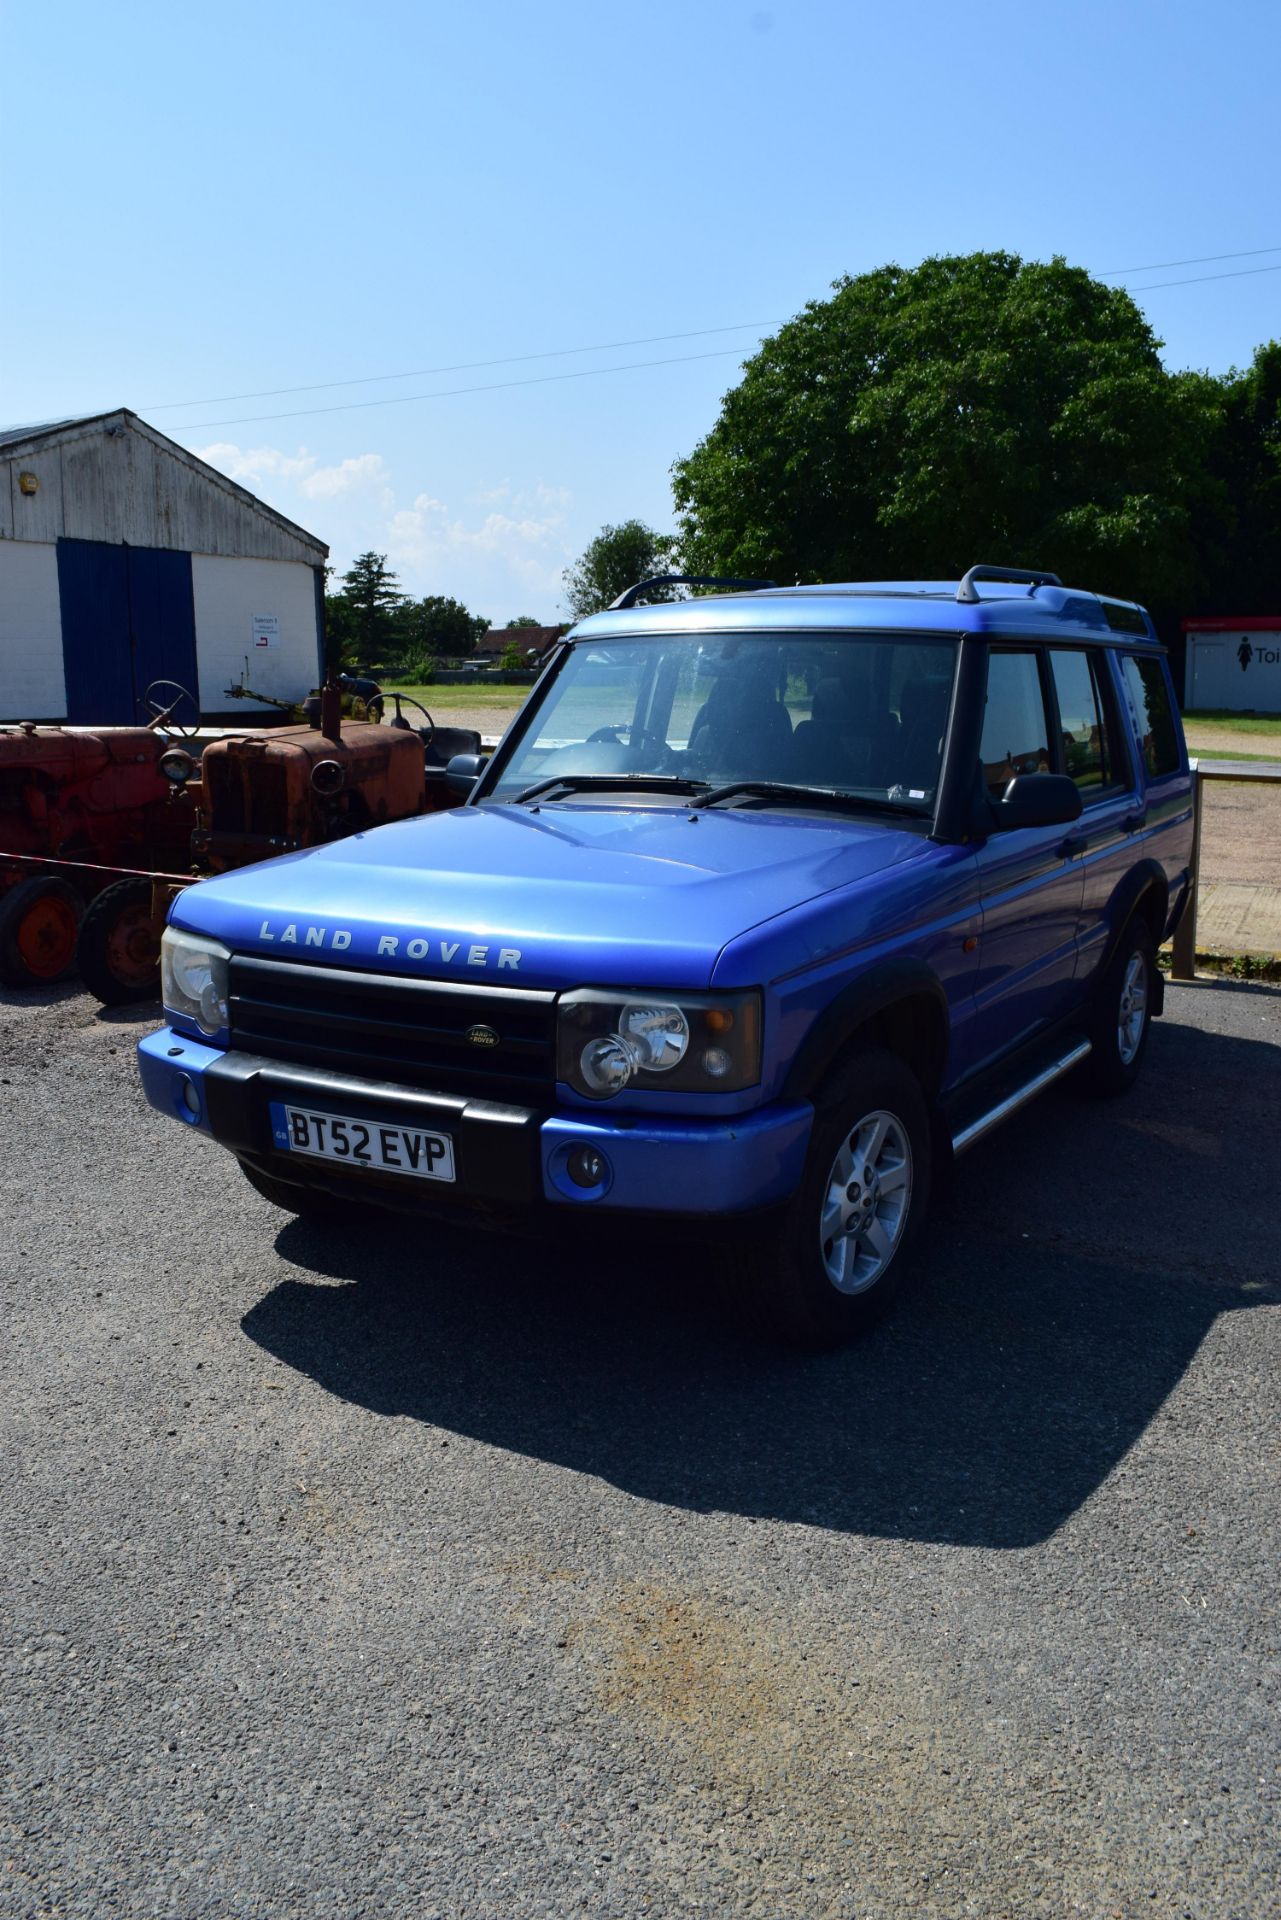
(1121, 656), (1181, 778)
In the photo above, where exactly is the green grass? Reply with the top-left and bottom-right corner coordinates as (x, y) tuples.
(1183, 709), (1281, 737)
(380, 681), (530, 710)
(1187, 744), (1281, 762)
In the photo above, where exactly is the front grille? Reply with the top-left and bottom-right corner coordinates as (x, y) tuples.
(205, 758), (290, 836)
(228, 955), (556, 1102)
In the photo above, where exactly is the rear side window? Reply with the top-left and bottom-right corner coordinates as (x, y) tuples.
(1048, 649), (1117, 795)
(980, 651), (1051, 799)
(1121, 656), (1181, 778)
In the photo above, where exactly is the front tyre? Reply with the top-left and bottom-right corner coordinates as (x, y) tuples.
(0, 877), (83, 986)
(737, 1047), (932, 1349)
(1083, 918), (1155, 1096)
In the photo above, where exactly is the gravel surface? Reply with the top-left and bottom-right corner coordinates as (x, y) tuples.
(1198, 783), (1281, 892)
(1, 979), (1278, 1918)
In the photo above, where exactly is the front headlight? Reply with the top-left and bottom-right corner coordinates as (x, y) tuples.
(161, 927), (230, 1037)
(557, 988), (761, 1099)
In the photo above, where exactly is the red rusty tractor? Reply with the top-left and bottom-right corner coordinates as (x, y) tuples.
(0, 710), (197, 987)
(80, 688), (477, 1005)
(1, 679), (478, 1003)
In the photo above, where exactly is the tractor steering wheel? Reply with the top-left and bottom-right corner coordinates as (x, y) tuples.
(384, 692), (435, 747)
(143, 679), (200, 740)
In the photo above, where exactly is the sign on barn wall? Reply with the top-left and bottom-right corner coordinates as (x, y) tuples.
(253, 613), (280, 649)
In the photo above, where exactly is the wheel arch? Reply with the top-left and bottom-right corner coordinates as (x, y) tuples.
(1101, 858), (1169, 969)
(782, 958), (950, 1106)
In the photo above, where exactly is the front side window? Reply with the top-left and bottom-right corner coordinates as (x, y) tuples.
(1122, 655), (1181, 777)
(486, 632), (958, 813)
(979, 651), (1052, 800)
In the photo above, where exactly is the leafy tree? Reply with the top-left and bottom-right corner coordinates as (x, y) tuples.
(562, 519), (681, 620)
(499, 638), (527, 671)
(322, 587), (360, 671)
(336, 552), (406, 664)
(1198, 340), (1281, 614)
(672, 253), (1231, 629)
(505, 614), (543, 628)
(393, 595), (489, 661)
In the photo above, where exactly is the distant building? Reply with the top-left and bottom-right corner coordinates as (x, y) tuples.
(475, 624), (566, 661)
(0, 409), (328, 723)
(1182, 617), (1281, 714)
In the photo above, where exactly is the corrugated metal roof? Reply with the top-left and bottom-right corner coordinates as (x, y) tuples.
(0, 412), (124, 449)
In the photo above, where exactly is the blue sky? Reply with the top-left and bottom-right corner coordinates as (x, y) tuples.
(3, 0), (1279, 621)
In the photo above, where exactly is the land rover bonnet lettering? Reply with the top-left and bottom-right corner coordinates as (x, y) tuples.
(255, 920), (521, 969)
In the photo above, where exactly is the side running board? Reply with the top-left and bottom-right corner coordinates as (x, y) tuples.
(950, 1038), (1092, 1158)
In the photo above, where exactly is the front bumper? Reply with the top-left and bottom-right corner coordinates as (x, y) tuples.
(137, 1028), (813, 1218)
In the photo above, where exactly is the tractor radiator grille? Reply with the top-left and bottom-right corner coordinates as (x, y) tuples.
(228, 955), (557, 1102)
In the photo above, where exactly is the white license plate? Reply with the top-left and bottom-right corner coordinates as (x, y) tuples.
(269, 1102), (456, 1182)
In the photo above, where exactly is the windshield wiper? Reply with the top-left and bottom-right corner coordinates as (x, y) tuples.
(692, 781), (922, 816)
(512, 773), (712, 804)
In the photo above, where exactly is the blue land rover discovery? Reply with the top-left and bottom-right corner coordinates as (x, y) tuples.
(138, 566), (1193, 1345)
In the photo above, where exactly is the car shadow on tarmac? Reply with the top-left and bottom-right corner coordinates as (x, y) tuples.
(242, 992), (1280, 1550)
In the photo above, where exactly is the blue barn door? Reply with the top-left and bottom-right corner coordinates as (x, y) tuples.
(127, 547), (197, 715)
(57, 539), (132, 724)
(57, 540), (197, 725)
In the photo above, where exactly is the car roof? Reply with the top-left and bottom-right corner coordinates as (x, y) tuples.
(570, 580), (1161, 648)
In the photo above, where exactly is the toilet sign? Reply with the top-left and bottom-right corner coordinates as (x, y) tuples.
(252, 613), (280, 649)
(1184, 616), (1281, 713)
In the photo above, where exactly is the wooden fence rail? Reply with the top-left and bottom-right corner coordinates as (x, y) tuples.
(1170, 757), (1281, 980)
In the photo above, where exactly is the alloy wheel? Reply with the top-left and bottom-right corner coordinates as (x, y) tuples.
(819, 1108), (913, 1294)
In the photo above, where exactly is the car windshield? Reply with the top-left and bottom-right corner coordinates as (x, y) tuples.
(485, 632), (957, 815)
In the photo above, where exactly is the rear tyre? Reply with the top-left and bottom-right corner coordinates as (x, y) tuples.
(238, 1158), (353, 1222)
(1083, 918), (1156, 1096)
(0, 877), (83, 986)
(735, 1046), (932, 1349)
(77, 879), (161, 1006)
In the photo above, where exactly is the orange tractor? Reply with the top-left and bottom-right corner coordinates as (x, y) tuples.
(0, 680), (477, 1003)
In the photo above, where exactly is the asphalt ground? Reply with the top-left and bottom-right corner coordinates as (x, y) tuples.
(1, 978), (1278, 1919)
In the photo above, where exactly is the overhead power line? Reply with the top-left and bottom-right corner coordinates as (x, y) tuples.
(1099, 243), (1281, 277)
(143, 319), (777, 412)
(174, 345), (758, 433)
(150, 245), (1281, 420)
(1116, 261), (1281, 291)
(162, 245), (1281, 436)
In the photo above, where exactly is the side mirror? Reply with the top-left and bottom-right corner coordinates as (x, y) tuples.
(445, 752), (485, 797)
(991, 773), (1082, 831)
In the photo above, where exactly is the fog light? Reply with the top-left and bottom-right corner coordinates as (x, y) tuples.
(566, 1144), (609, 1189)
(175, 1072), (200, 1119)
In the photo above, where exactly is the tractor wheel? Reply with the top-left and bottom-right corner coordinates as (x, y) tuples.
(0, 877), (84, 987)
(77, 879), (162, 1007)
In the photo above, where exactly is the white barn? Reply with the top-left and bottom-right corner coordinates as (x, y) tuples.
(0, 410), (328, 723)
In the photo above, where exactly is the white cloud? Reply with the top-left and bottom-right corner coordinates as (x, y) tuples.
(386, 488), (571, 609)
(196, 442), (395, 508)
(194, 442), (572, 618)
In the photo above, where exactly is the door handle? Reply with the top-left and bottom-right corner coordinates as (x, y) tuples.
(1123, 810), (1147, 834)
(1060, 834), (1086, 859)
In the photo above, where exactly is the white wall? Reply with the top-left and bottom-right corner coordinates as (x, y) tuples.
(191, 555), (321, 712)
(0, 540), (66, 719)
(1187, 629), (1281, 714)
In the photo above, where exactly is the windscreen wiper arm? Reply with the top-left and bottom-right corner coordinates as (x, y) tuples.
(513, 773), (712, 804)
(692, 781), (918, 816)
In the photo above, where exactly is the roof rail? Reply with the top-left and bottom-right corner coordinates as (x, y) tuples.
(956, 564), (1063, 604)
(608, 573), (776, 611)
